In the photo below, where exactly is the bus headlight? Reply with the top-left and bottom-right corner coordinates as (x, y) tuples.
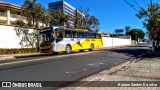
(50, 44), (55, 50)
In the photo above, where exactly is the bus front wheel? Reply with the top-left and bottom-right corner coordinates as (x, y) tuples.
(89, 44), (94, 51)
(65, 45), (71, 54)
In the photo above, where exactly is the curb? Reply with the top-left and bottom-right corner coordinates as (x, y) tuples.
(0, 55), (15, 61)
(14, 53), (51, 58)
(0, 53), (50, 61)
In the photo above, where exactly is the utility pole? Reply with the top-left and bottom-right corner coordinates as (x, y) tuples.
(150, 0), (153, 16)
(150, 0), (153, 6)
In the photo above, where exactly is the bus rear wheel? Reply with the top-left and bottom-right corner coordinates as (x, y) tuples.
(89, 44), (94, 51)
(65, 45), (71, 54)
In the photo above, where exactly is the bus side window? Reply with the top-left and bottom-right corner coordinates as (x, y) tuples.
(96, 34), (101, 39)
(98, 34), (102, 39)
(94, 33), (96, 38)
(85, 32), (89, 38)
(79, 32), (84, 38)
(72, 31), (78, 38)
(90, 33), (94, 38)
(65, 30), (71, 38)
(79, 32), (82, 38)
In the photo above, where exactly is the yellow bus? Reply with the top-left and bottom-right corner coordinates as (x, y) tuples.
(39, 26), (103, 54)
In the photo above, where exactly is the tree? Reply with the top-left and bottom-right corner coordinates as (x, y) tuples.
(50, 10), (70, 26)
(136, 2), (160, 49)
(41, 9), (51, 27)
(130, 29), (145, 41)
(74, 10), (82, 28)
(78, 7), (100, 31)
(125, 26), (131, 35)
(78, 7), (90, 29)
(22, 0), (44, 28)
(87, 15), (100, 31)
(146, 31), (151, 39)
(12, 20), (28, 27)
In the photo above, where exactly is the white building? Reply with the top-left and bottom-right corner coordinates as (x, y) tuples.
(0, 1), (44, 28)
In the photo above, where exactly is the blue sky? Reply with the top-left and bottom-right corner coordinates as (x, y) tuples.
(2, 0), (159, 33)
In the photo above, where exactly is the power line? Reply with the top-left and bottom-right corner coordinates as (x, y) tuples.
(132, 0), (141, 8)
(124, 0), (139, 12)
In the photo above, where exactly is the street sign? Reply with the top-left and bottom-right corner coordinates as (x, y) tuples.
(115, 29), (123, 33)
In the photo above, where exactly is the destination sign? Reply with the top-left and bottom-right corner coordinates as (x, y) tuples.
(40, 27), (52, 32)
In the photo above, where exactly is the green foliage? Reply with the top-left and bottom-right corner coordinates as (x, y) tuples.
(0, 48), (38, 55)
(136, 2), (160, 36)
(22, 0), (44, 28)
(50, 10), (70, 26)
(21, 1), (100, 30)
(12, 20), (28, 27)
(74, 10), (81, 28)
(74, 7), (100, 31)
(86, 15), (100, 30)
(136, 2), (160, 50)
(74, 7), (90, 29)
(130, 29), (145, 40)
(41, 9), (51, 27)
(146, 31), (151, 39)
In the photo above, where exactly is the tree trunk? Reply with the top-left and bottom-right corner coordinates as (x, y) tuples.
(33, 18), (35, 28)
(36, 19), (39, 29)
(157, 40), (159, 49)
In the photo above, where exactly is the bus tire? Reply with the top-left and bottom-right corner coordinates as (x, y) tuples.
(89, 44), (94, 51)
(79, 50), (84, 52)
(65, 45), (71, 54)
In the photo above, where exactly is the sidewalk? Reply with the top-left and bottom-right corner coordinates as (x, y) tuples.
(60, 52), (160, 90)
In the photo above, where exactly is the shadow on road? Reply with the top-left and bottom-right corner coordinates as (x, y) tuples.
(109, 46), (150, 58)
(109, 45), (160, 59)
(143, 51), (160, 58)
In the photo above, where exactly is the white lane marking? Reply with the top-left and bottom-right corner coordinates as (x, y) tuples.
(83, 69), (87, 71)
(88, 64), (93, 66)
(65, 71), (74, 74)
(88, 63), (101, 66)
(99, 63), (104, 65)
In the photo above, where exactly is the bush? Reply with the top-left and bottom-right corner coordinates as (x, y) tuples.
(0, 48), (38, 55)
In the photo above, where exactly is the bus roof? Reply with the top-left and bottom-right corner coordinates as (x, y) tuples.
(41, 26), (101, 33)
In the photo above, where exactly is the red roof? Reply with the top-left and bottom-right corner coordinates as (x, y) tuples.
(0, 1), (21, 9)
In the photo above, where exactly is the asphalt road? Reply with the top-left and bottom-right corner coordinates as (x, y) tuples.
(0, 44), (151, 90)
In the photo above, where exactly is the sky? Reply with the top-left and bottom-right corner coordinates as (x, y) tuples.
(2, 0), (160, 33)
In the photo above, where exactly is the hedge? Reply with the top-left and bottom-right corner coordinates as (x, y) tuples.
(0, 48), (38, 55)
